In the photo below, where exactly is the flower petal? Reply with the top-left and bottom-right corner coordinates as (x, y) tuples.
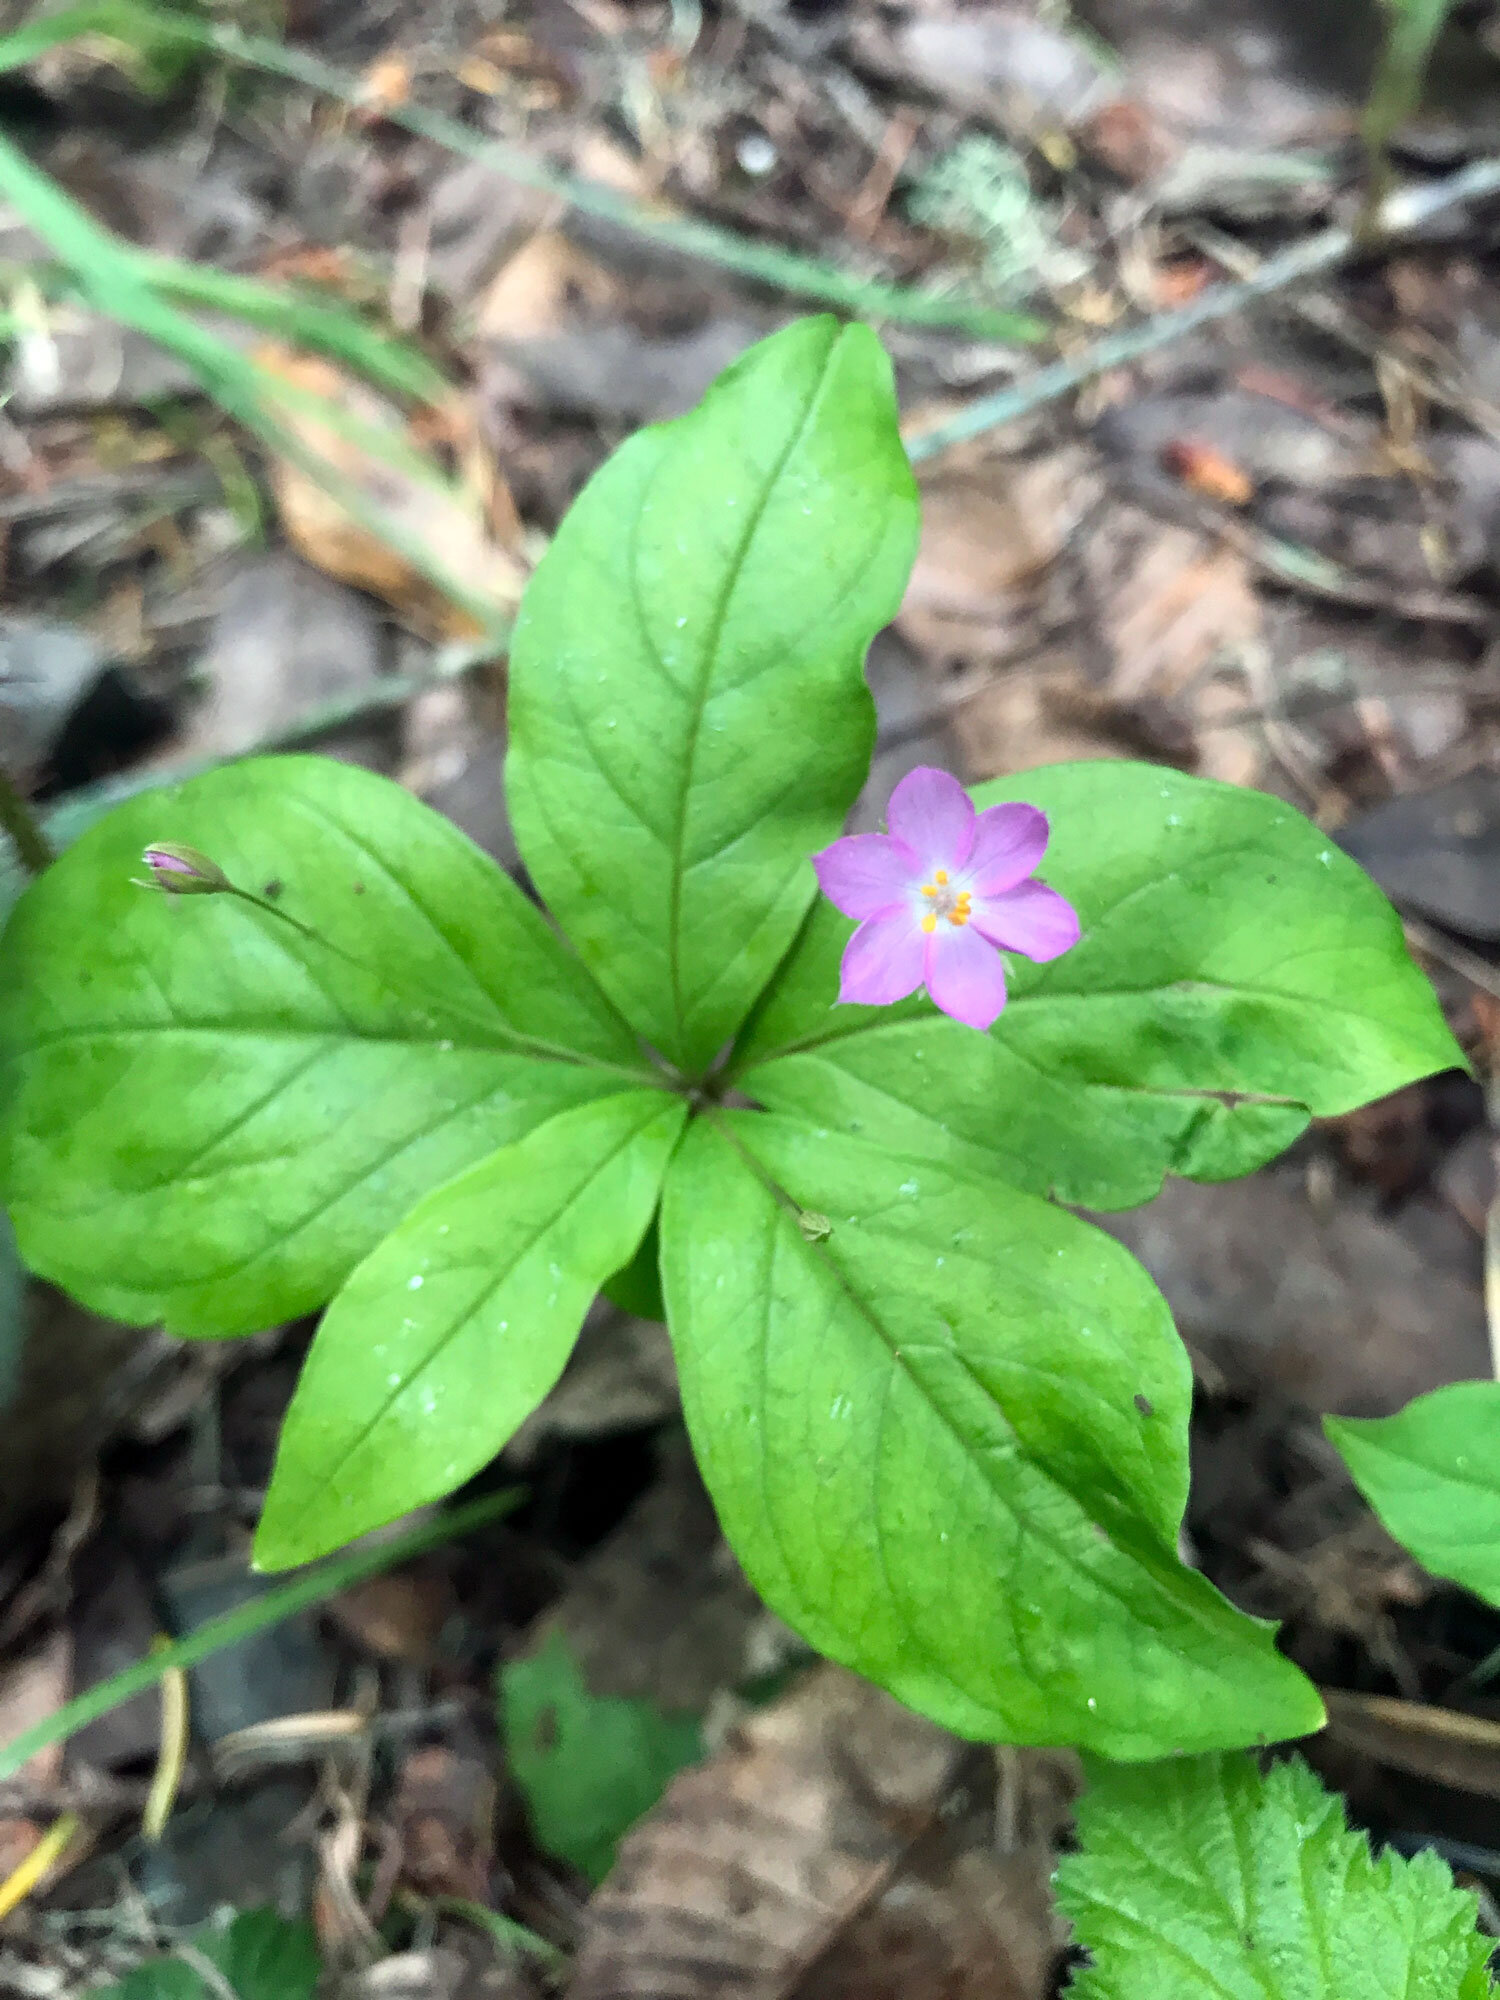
(968, 802), (1049, 895)
(886, 766), (975, 871)
(838, 911), (926, 1008)
(813, 832), (921, 920)
(972, 879), (1081, 962)
(923, 924), (1008, 1031)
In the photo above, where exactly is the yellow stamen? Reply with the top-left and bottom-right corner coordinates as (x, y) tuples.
(921, 914), (937, 933)
(921, 884), (937, 897)
(934, 869), (948, 884)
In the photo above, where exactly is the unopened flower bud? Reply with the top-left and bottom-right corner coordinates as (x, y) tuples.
(136, 843), (232, 896)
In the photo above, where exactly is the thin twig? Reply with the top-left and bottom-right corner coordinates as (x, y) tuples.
(1186, 221), (1500, 451)
(0, 764), (53, 875)
(904, 158), (1500, 463)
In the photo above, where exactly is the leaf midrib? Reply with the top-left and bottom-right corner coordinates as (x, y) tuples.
(659, 334), (835, 1062)
(718, 1122), (1243, 1670)
(289, 1098), (675, 1515)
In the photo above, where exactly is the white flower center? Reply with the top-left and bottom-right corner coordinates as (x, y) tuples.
(919, 868), (972, 933)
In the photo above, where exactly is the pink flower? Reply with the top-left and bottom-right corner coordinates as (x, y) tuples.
(812, 767), (1080, 1032)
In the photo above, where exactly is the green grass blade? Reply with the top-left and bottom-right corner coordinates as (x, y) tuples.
(134, 257), (449, 404)
(0, 125), (510, 641)
(1364, 0), (1456, 215)
(0, 1488), (519, 1782)
(0, 0), (1046, 342)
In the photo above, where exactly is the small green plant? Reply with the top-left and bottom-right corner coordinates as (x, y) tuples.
(1364, 0), (1459, 220)
(1, 316), (1493, 1986)
(0, 316), (1460, 1756)
(1059, 1751), (1495, 1997)
(500, 1631), (702, 1883)
(88, 1908), (320, 2000)
(1330, 1382), (1500, 1612)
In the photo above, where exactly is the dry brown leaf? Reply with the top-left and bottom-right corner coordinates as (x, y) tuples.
(897, 448), (1100, 674)
(387, 1744), (495, 1904)
(1100, 1170), (1489, 1414)
(0, 1630), (71, 1789)
(0, 1819), (44, 1881)
(357, 54), (413, 116)
(535, 1438), (786, 1715)
(253, 346), (528, 643)
(569, 1664), (1062, 2000)
(571, 132), (658, 197)
(326, 1570), (456, 1666)
(951, 655), (1132, 779)
(1081, 510), (1260, 701)
(1324, 1691), (1500, 1800)
(474, 231), (621, 344)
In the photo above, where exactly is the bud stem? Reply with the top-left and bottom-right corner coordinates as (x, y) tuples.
(223, 884), (322, 943)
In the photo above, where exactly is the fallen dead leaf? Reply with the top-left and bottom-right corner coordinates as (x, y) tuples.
(897, 447), (1101, 675)
(1078, 97), (1178, 182)
(256, 244), (362, 289)
(0, 1630), (71, 1790)
(0, 1819), (43, 1881)
(1340, 773), (1500, 944)
(169, 549), (390, 769)
(1100, 1168), (1488, 1414)
(893, 448), (1272, 784)
(527, 1437), (789, 1715)
(851, 4), (1116, 135)
(569, 1664), (1064, 2000)
(1080, 508), (1261, 701)
(326, 1569), (456, 1666)
(387, 1743), (495, 1905)
(253, 346), (528, 643)
(474, 231), (620, 344)
(505, 1310), (680, 1467)
(950, 654), (1133, 779)
(348, 1944), (536, 1999)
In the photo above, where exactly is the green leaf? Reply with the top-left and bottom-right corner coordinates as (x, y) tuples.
(1057, 1751), (1496, 1999)
(0, 1209), (21, 1415)
(660, 1113), (1322, 1756)
(255, 1090), (685, 1568)
(90, 1909), (321, 2000)
(202, 1909), (321, 2000)
(500, 1629), (702, 1884)
(506, 315), (919, 1073)
(601, 1214), (667, 1320)
(0, 755), (649, 1335)
(1365, 0), (1456, 207)
(738, 762), (1462, 1210)
(1327, 1382), (1500, 1608)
